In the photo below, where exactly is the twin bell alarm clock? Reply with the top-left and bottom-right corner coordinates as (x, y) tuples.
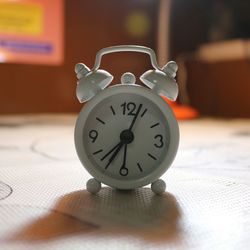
(74, 45), (179, 194)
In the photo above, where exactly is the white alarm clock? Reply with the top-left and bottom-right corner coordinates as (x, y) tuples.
(74, 45), (179, 194)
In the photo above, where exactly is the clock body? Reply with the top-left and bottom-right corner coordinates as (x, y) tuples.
(74, 84), (179, 190)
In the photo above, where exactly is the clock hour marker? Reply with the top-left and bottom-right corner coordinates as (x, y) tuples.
(150, 122), (159, 128)
(110, 106), (116, 115)
(147, 153), (157, 161)
(96, 117), (105, 125)
(137, 162), (143, 172)
(141, 108), (147, 117)
(93, 149), (103, 155)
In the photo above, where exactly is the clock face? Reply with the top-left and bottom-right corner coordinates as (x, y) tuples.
(82, 91), (171, 183)
(75, 85), (179, 189)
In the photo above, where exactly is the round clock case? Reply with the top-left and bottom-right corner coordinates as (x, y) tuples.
(74, 83), (179, 190)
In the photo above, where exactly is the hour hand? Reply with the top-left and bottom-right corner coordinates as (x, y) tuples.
(104, 142), (124, 169)
(101, 141), (122, 161)
(119, 144), (128, 176)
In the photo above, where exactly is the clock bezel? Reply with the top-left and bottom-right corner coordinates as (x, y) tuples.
(75, 84), (179, 189)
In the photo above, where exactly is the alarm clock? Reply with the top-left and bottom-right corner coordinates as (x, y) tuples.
(74, 45), (179, 194)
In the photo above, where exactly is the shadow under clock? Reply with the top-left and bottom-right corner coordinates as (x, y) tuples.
(12, 188), (181, 242)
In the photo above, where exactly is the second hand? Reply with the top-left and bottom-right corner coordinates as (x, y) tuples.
(103, 103), (142, 170)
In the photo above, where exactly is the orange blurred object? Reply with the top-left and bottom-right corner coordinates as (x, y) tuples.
(162, 96), (199, 120)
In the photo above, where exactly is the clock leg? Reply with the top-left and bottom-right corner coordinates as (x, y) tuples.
(151, 179), (166, 195)
(86, 178), (102, 194)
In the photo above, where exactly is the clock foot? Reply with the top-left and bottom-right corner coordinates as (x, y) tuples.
(86, 178), (101, 194)
(151, 179), (166, 195)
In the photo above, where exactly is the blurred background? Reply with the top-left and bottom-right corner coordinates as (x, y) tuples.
(0, 0), (249, 117)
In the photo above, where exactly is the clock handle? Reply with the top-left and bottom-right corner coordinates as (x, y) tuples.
(93, 45), (161, 71)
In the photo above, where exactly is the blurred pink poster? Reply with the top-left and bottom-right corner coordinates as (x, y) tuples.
(0, 0), (64, 65)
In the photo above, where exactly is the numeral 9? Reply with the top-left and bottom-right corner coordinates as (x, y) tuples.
(89, 130), (98, 143)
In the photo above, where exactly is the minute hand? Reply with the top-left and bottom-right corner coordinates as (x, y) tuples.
(101, 141), (121, 161)
(104, 141), (124, 169)
(128, 104), (142, 131)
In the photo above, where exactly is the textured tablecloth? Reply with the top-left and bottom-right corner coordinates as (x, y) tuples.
(0, 115), (249, 250)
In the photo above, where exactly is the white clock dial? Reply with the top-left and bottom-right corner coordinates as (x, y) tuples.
(84, 94), (169, 180)
(75, 85), (179, 189)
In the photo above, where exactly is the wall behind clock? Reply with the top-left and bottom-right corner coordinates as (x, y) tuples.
(0, 0), (159, 113)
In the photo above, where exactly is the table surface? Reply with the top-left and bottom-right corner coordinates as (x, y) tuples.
(0, 115), (249, 250)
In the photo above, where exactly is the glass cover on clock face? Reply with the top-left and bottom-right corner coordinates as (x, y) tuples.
(83, 93), (170, 181)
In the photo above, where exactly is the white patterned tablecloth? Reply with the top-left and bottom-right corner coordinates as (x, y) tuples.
(0, 115), (249, 250)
